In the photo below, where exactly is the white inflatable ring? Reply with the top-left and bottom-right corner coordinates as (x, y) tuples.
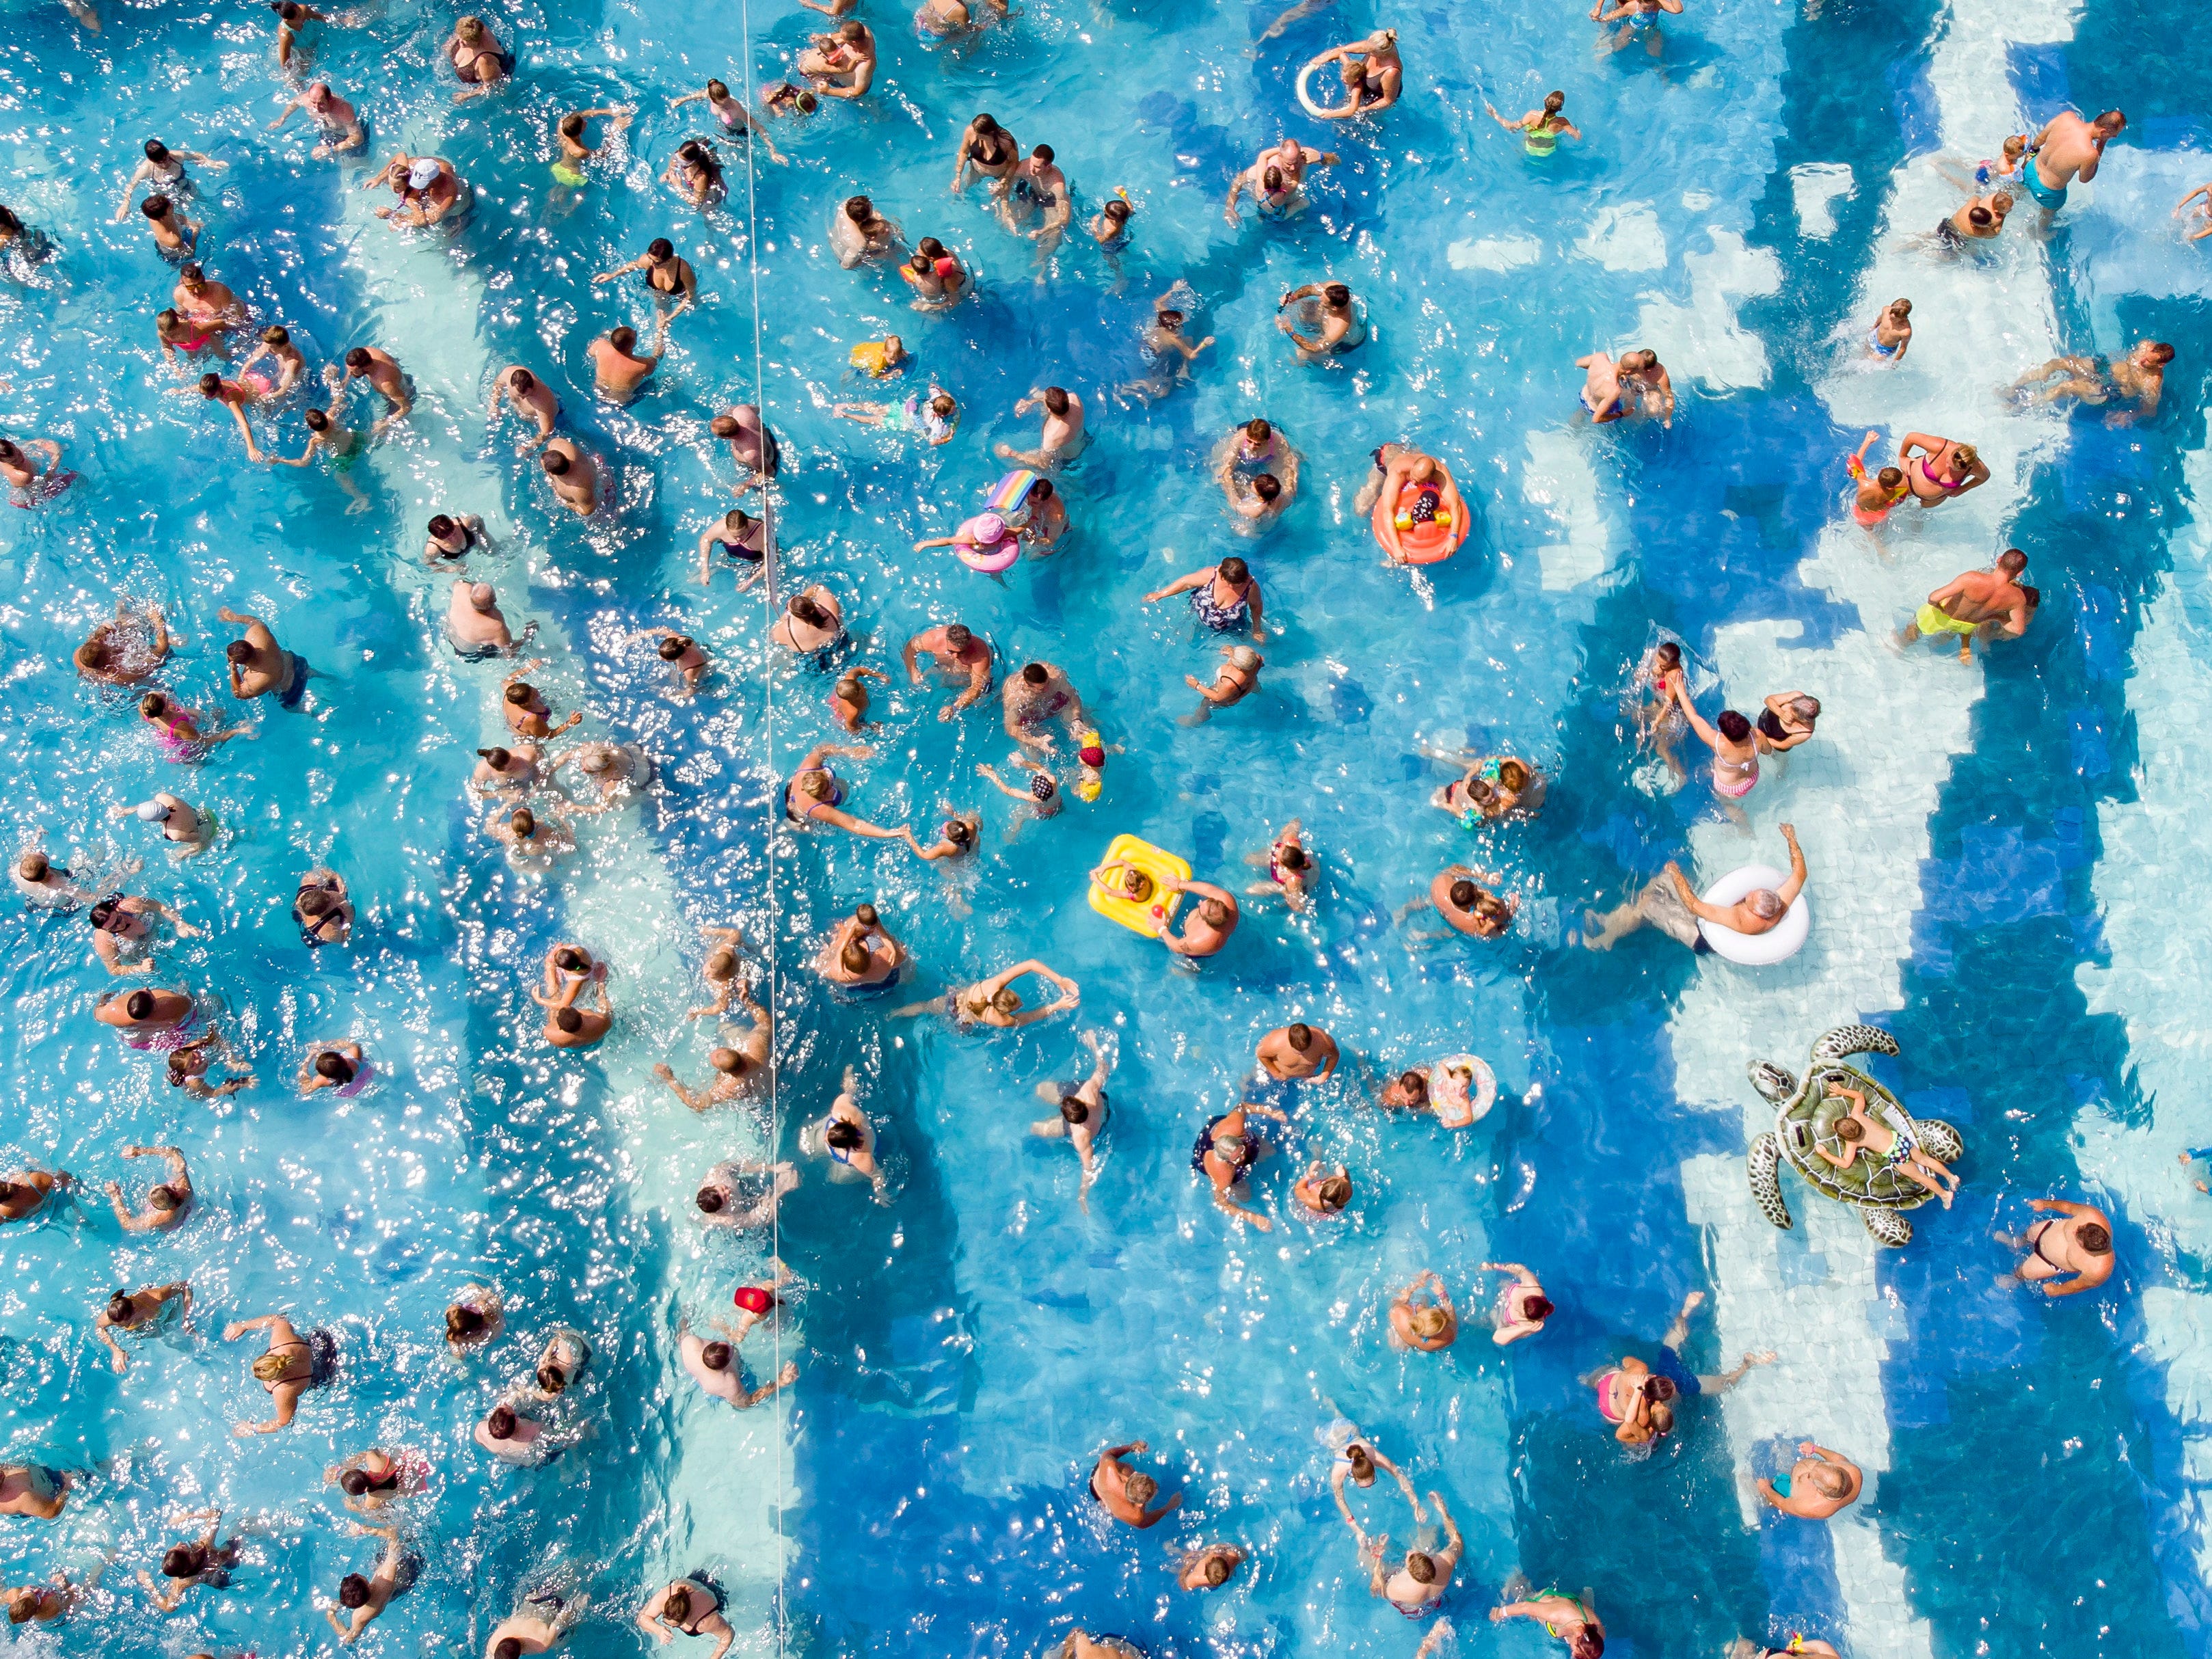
(1295, 58), (1334, 119)
(1427, 1053), (1496, 1128)
(1697, 863), (1810, 965)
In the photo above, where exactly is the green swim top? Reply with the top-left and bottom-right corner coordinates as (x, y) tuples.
(1524, 120), (1562, 157)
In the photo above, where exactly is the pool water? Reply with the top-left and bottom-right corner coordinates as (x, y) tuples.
(4, 0), (2212, 1652)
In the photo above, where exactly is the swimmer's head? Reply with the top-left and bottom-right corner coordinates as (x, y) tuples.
(1448, 880), (1478, 912)
(1286, 1022), (1314, 1051)
(705, 79), (729, 99)
(1346, 1442), (1375, 1481)
(837, 18), (865, 38)
(725, 507), (753, 532)
(658, 634), (692, 662)
(1405, 1551), (1438, 1584)
(1408, 1306), (1448, 1340)
(943, 623), (973, 651)
(1200, 898), (1231, 927)
(1991, 191), (2014, 213)
(178, 262), (205, 287)
(1278, 843), (1308, 872)
(124, 988), (155, 1019)
(972, 111), (1000, 134)
(1122, 1472), (1159, 1505)
(1228, 646), (1262, 670)
(1394, 1070), (1426, 1100)
(540, 449), (571, 477)
(853, 901), (880, 928)
(1746, 889), (1785, 921)
(946, 817), (974, 846)
(495, 1642), (525, 1659)
(694, 1184), (726, 1214)
(710, 1048), (748, 1077)
(455, 14), (485, 39)
(249, 1350), (293, 1381)
(2094, 109), (2127, 135)
(882, 333), (904, 359)
(344, 347), (373, 372)
(1792, 696), (1822, 722)
(795, 90), (818, 112)
(1031, 143), (1055, 165)
(1043, 386), (1070, 414)
(1805, 1464), (1851, 1499)
(1543, 90), (1566, 113)
(917, 237), (947, 260)
(1203, 1554), (1233, 1587)
(162, 1546), (200, 1579)
(1888, 297), (1912, 321)
(553, 1008), (583, 1034)
(1263, 166), (1284, 191)
(510, 807), (537, 838)
(991, 986), (1023, 1014)
(1498, 759), (1530, 792)
(446, 1304), (489, 1341)
(1245, 417), (1271, 443)
(262, 325), (289, 348)
(1571, 1630), (1606, 1659)
(558, 113), (584, 139)
(297, 889), (332, 919)
(470, 582), (497, 609)
(1717, 710), (1753, 743)
(1340, 59), (1365, 85)
(314, 1050), (356, 1084)
(1324, 282), (1351, 306)
(1120, 866), (1152, 900)
(150, 1184), (181, 1211)
(1022, 661), (1049, 686)
(1997, 546), (2026, 576)
(931, 394), (956, 418)
(504, 683), (534, 707)
(145, 139), (172, 164)
(664, 1584), (694, 1623)
(141, 195), (172, 221)
(338, 1574), (371, 1609)
(1474, 892), (1512, 926)
(825, 1118), (864, 1151)
(1524, 1295), (1556, 1321)
(554, 946), (590, 973)
(1876, 465), (1904, 490)
(1157, 308), (1186, 330)
(1316, 1174), (1351, 1212)
(701, 1340), (733, 1371)
(843, 195), (874, 224)
(1408, 455), (1436, 482)
(1968, 206), (1993, 227)
(790, 593), (832, 628)
(610, 325), (638, 353)
(1104, 198), (1131, 224)
(338, 1468), (373, 1496)
(508, 367), (536, 394)
(1060, 1096), (1090, 1125)
(477, 746), (513, 770)
(1030, 772), (1057, 803)
(195, 373), (222, 399)
(106, 1291), (133, 1322)
(840, 940), (874, 975)
(1621, 349), (1660, 374)
(485, 1405), (517, 1439)
(537, 1363), (568, 1392)
(2021, 584), (2040, 610)
(1654, 640), (1682, 669)
(305, 406), (332, 433)
(1645, 1375), (1678, 1403)
(2079, 1223), (2114, 1255)
(2145, 341), (2177, 364)
(16, 852), (46, 881)
(1220, 556), (1250, 586)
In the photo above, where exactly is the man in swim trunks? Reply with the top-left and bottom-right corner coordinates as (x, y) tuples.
(1002, 144), (1071, 249)
(328, 344), (412, 437)
(1934, 190), (2011, 248)
(268, 79), (364, 157)
(1224, 138), (1338, 222)
(1278, 280), (1366, 360)
(2006, 1196), (2115, 1297)
(904, 622), (993, 720)
(485, 1591), (586, 1659)
(217, 605), (306, 708)
(1574, 351), (1629, 422)
(586, 319), (668, 401)
(712, 403), (780, 490)
(995, 384), (1085, 468)
(1898, 547), (2031, 661)
(2006, 339), (2172, 426)
(540, 437), (601, 515)
(594, 237), (699, 314)
(448, 582), (517, 655)
(1257, 1020), (1338, 1081)
(172, 262), (244, 336)
(488, 365), (559, 444)
(1107, 863), (1239, 959)
(1364, 1486), (1460, 1617)
(116, 139), (226, 221)
(1003, 659), (1085, 753)
(1090, 1441), (1184, 1528)
(94, 984), (195, 1045)
(1757, 1443), (1863, 1520)
(813, 901), (905, 991)
(2022, 109), (2124, 212)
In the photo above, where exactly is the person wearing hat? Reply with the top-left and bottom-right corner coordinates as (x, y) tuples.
(109, 792), (213, 857)
(370, 154), (466, 226)
(1183, 645), (1262, 723)
(976, 758), (1061, 826)
(729, 1264), (794, 1340)
(912, 509), (1016, 563)
(1072, 730), (1113, 801)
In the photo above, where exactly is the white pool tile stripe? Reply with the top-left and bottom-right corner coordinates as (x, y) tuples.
(340, 187), (793, 1630)
(1663, 0), (2077, 1650)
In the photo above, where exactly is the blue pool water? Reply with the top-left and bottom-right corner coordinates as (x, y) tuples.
(6, 0), (2212, 1653)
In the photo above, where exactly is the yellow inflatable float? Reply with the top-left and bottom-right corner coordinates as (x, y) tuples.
(1088, 834), (1189, 936)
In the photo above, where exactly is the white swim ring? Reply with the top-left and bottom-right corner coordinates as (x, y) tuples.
(1295, 57), (1334, 118)
(1427, 1053), (1496, 1128)
(1697, 863), (1810, 965)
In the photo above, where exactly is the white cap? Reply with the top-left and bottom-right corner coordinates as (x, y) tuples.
(407, 159), (442, 189)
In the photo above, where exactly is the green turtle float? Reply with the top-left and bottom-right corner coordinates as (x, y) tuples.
(1745, 1023), (1964, 1247)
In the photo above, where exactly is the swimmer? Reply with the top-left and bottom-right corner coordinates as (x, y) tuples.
(105, 1144), (192, 1231)
(470, 744), (543, 793)
(501, 665), (583, 740)
(1091, 196), (1135, 252)
(474, 1401), (557, 1465)
(444, 1285), (503, 1353)
(139, 1510), (240, 1611)
(1225, 138), (1338, 222)
(237, 325), (306, 401)
(1097, 859), (1241, 960)
(485, 1593), (586, 1659)
(1573, 351), (1630, 423)
(269, 405), (371, 513)
(1757, 1444), (1864, 1520)
(1173, 1543), (1247, 1593)
(1593, 1291), (1772, 1445)
(445, 14), (509, 97)
(829, 666), (887, 731)
(2178, 179), (2212, 239)
(1866, 297), (1912, 362)
(912, 511), (1020, 565)
(681, 1312), (800, 1407)
(0, 434), (68, 504)
(814, 900), (906, 990)
(1243, 819), (1313, 913)
(1844, 429), (1908, 532)
(1278, 280), (1366, 361)
(215, 604), (305, 707)
(92, 1282), (188, 1373)
(94, 984), (195, 1044)
(540, 437), (602, 514)
(630, 625), (709, 694)
(1091, 1441), (1185, 1528)
(1487, 90), (1580, 154)
(670, 924), (747, 1022)
(367, 154), (468, 226)
(166, 1027), (252, 1098)
(1619, 349), (1675, 425)
(1183, 645), (1262, 723)
(772, 586), (846, 660)
(137, 192), (200, 258)
(764, 80), (820, 118)
(636, 1579), (736, 1659)
(587, 319), (669, 402)
(268, 79), (366, 157)
(1815, 1081), (1959, 1205)
(1593, 0), (1680, 51)
(0, 1465), (67, 1519)
(668, 79), (788, 166)
(487, 803), (576, 869)
(536, 972), (612, 1051)
(75, 601), (172, 686)
(831, 194), (902, 269)
(329, 344), (414, 435)
(785, 742), (909, 839)
(811, 1066), (889, 1200)
(889, 958), (1080, 1028)
(1117, 303), (1214, 404)
(1016, 477), (1069, 551)
(1668, 680), (1759, 820)
(993, 384), (1087, 469)
(297, 1040), (367, 1094)
(551, 105), (634, 184)
(900, 237), (969, 308)
(448, 581), (518, 655)
(1389, 1270), (1457, 1351)
(1481, 1262), (1553, 1345)
(226, 1311), (325, 1433)
(288, 867), (350, 947)
(595, 236), (699, 314)
(1215, 415), (1299, 512)
(695, 507), (768, 586)
(798, 18), (876, 98)
(1898, 547), (2031, 662)
(976, 759), (1063, 826)
(1400, 867), (1515, 941)
(110, 791), (213, 858)
(0, 1165), (68, 1222)
(1361, 1487), (1461, 1617)
(0, 1572), (80, 1626)
(173, 261), (245, 332)
(1306, 29), (1403, 116)
(1430, 754), (1541, 822)
(1728, 1641), (1839, 1659)
(114, 139), (226, 222)
(2005, 339), (2172, 426)
(325, 1522), (411, 1645)
(1329, 1427), (1422, 1541)
(12, 846), (95, 910)
(1608, 822), (1805, 951)
(1029, 1028), (1113, 1201)
(1492, 1584), (1604, 1656)
(656, 1041), (768, 1114)
(1358, 444), (1468, 563)
(1757, 692), (1820, 755)
(1003, 659), (1086, 753)
(1147, 557), (1266, 640)
(488, 366), (560, 444)
(1930, 189), (2012, 250)
(833, 386), (960, 446)
(952, 111), (1021, 195)
(712, 403), (780, 490)
(1256, 1019), (1338, 1081)
(170, 373), (264, 460)
(2023, 109), (2124, 214)
(89, 886), (202, 975)
(2005, 1196), (2116, 1297)
(1291, 1162), (1351, 1217)
(1004, 144), (1073, 256)
(909, 812), (982, 863)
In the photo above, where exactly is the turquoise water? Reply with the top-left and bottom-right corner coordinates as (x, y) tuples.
(5, 0), (2212, 1654)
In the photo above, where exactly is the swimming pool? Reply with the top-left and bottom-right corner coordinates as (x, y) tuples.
(3, 0), (2211, 1651)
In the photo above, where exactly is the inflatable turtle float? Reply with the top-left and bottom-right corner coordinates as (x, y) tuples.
(1745, 1023), (1964, 1247)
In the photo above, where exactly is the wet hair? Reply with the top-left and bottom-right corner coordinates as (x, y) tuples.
(1409, 1306), (1448, 1339)
(554, 1008), (583, 1034)
(0, 1181), (16, 1203)
(1570, 1632), (1605, 1659)
(825, 1118), (863, 1150)
(1997, 547), (2027, 576)
(710, 1048), (748, 1076)
(1287, 1022), (1313, 1049)
(840, 941), (875, 975)
(1523, 1295), (1555, 1321)
(2021, 584), (2040, 610)
(150, 1184), (181, 1211)
(648, 237), (675, 260)
(2078, 1222), (2113, 1254)
(1889, 297), (1913, 319)
(1123, 1471), (1158, 1505)
(339, 1468), (372, 1496)
(705, 949), (738, 980)
(427, 514), (459, 541)
(930, 394), (956, 418)
(477, 746), (513, 769)
(658, 636), (691, 662)
(558, 113), (585, 138)
(917, 236), (947, 260)
(941, 622), (973, 651)
(305, 407), (332, 433)
(610, 326), (638, 353)
(1042, 386), (1070, 414)
(163, 1546), (201, 1579)
(1157, 308), (1186, 329)
(946, 817), (974, 846)
(126, 989), (157, 1020)
(790, 593), (831, 628)
(1277, 843), (1308, 872)
(1059, 1096), (1090, 1125)
(107, 1291), (134, 1322)
(485, 1405), (517, 1439)
(2095, 109), (2127, 129)
(1474, 892), (1511, 926)
(179, 262), (204, 282)
(694, 1183), (727, 1215)
(1876, 465), (1904, 489)
(1323, 282), (1351, 306)
(1219, 556), (1250, 586)
(1245, 418), (1271, 443)
(1717, 710), (1753, 743)
(1262, 166), (1283, 191)
(495, 1643), (524, 1659)
(0, 206), (18, 237)
(1652, 640), (1682, 669)
(1448, 880), (1478, 911)
(2147, 341), (2177, 364)
(541, 450), (571, 476)
(510, 808), (537, 837)
(262, 325), (289, 347)
(665, 1584), (694, 1622)
(537, 1362), (568, 1393)
(339, 1574), (370, 1608)
(197, 373), (223, 397)
(1316, 1174), (1351, 1211)
(16, 851), (47, 880)
(141, 195), (172, 220)
(1746, 889), (1785, 921)
(844, 195), (874, 224)
(991, 987), (1022, 1014)
(1405, 1552), (1438, 1584)
(705, 79), (729, 100)
(1104, 199), (1131, 223)
(1543, 90), (1566, 113)
(677, 142), (725, 187)
(446, 1303), (488, 1339)
(1990, 191), (2014, 213)
(509, 368), (536, 394)
(146, 139), (173, 163)
(700, 1341), (732, 1371)
(456, 14), (485, 38)
(345, 347), (373, 370)
(1967, 206), (1993, 227)
(1196, 1553), (1232, 1587)
(314, 1050), (356, 1083)
(837, 17), (865, 36)
(1027, 142), (1055, 165)
(1022, 661), (1049, 686)
(854, 902), (880, 928)
(1792, 696), (1822, 721)
(1498, 759), (1530, 792)
(1347, 1443), (1375, 1478)
(225, 639), (254, 665)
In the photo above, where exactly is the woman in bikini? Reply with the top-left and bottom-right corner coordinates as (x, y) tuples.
(783, 742), (908, 840)
(225, 1311), (328, 1434)
(1897, 431), (1989, 505)
(1244, 819), (1313, 912)
(137, 691), (245, 761)
(1667, 681), (1758, 822)
(1144, 556), (1265, 641)
(891, 958), (1079, 1029)
(951, 113), (1021, 194)
(664, 139), (725, 209)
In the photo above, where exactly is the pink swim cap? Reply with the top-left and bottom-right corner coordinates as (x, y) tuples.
(971, 511), (1008, 545)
